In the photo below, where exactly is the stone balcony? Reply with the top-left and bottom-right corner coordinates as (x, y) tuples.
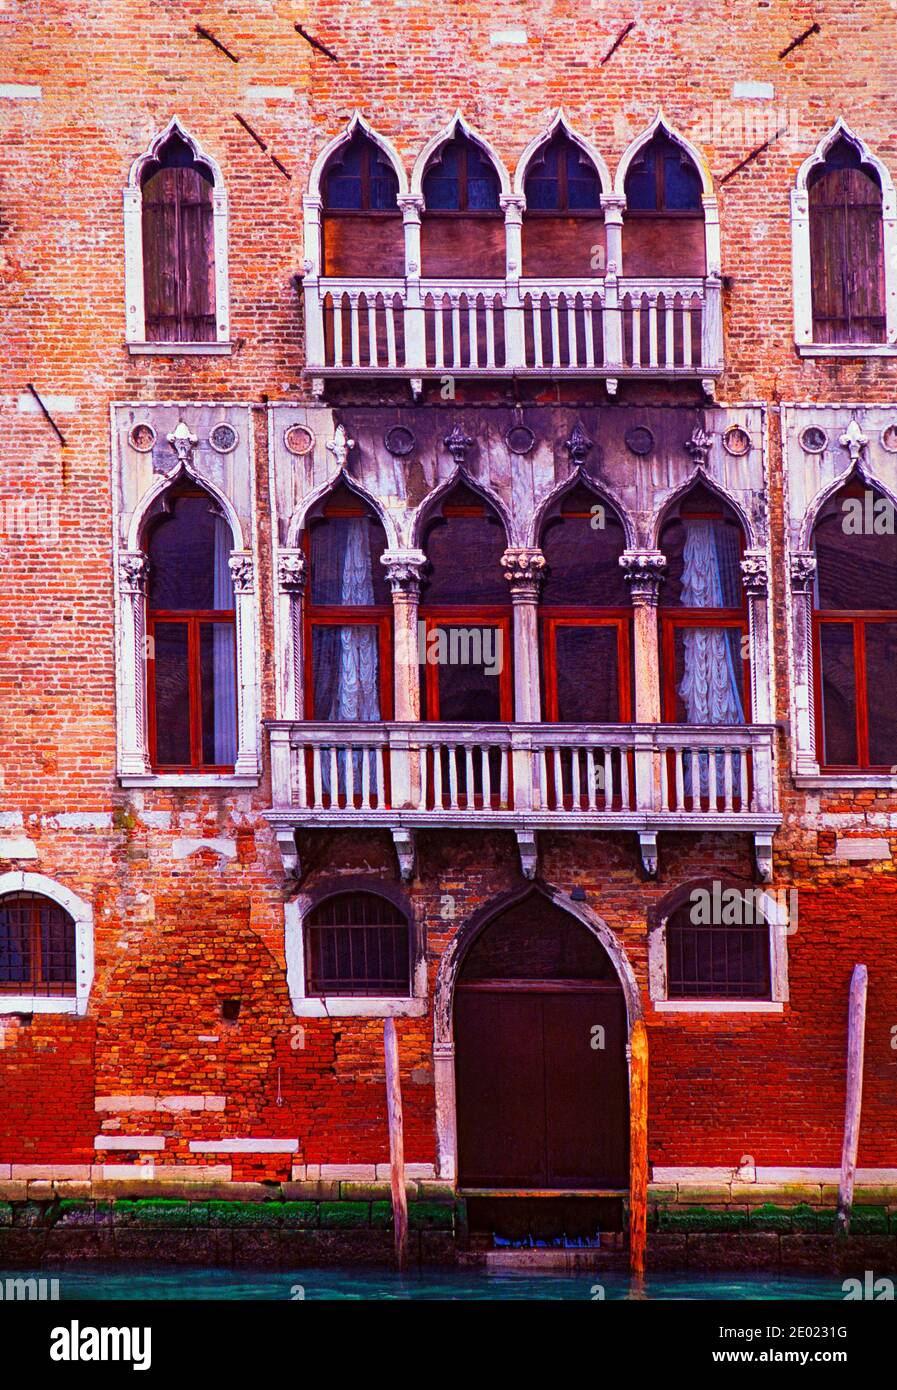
(267, 721), (779, 881)
(302, 270), (723, 396)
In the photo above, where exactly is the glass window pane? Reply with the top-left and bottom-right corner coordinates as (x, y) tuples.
(310, 515), (389, 606)
(431, 625), (504, 721)
(153, 622), (191, 765)
(424, 513), (508, 604)
(0, 898), (31, 984)
(200, 622), (237, 766)
(40, 902), (75, 987)
(814, 493), (897, 609)
(625, 151), (657, 210)
(553, 626), (620, 721)
(312, 625), (381, 721)
(865, 622), (897, 765)
(663, 153), (702, 210)
(147, 497), (234, 611)
(541, 507), (628, 606)
(819, 623), (858, 765)
(673, 627), (746, 724)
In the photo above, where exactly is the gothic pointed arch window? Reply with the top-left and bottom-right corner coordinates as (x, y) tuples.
(418, 481), (512, 723)
(140, 130), (217, 343)
(812, 479), (897, 768)
(421, 132), (505, 278)
(622, 130), (705, 276)
(522, 129), (605, 277)
(320, 129), (403, 277)
(143, 484), (238, 770)
(539, 482), (631, 722)
(659, 482), (749, 729)
(807, 136), (886, 344)
(303, 483), (393, 723)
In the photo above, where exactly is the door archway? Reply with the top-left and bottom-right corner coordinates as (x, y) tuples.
(443, 886), (636, 1192)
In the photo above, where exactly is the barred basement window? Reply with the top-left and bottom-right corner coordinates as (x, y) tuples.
(305, 893), (411, 997)
(666, 895), (771, 1000)
(0, 893), (76, 998)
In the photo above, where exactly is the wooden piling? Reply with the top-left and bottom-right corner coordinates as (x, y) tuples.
(629, 1017), (649, 1282)
(837, 963), (868, 1237)
(384, 1017), (409, 1268)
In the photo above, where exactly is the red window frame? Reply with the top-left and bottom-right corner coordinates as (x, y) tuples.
(417, 611), (514, 721)
(302, 502), (394, 723)
(147, 612), (237, 771)
(541, 613), (633, 723)
(813, 612), (897, 771)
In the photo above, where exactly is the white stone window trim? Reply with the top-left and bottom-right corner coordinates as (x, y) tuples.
(0, 872), (94, 1016)
(790, 118), (897, 352)
(647, 889), (790, 1014)
(123, 116), (232, 350)
(113, 414), (261, 787)
(284, 898), (427, 1019)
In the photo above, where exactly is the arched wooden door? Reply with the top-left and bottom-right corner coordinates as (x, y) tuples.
(454, 894), (629, 1191)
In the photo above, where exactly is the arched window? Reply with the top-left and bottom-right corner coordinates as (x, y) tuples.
(812, 481), (897, 768)
(522, 131), (604, 277)
(623, 130), (705, 277)
(0, 892), (76, 999)
(144, 485), (238, 770)
(419, 482), (511, 721)
(540, 484), (631, 722)
(320, 130), (403, 277)
(305, 892), (410, 996)
(808, 136), (886, 344)
(140, 130), (216, 343)
(421, 133), (504, 278)
(665, 888), (771, 1000)
(659, 483), (749, 727)
(303, 483), (393, 722)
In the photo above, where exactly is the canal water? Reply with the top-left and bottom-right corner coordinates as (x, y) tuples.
(2, 1265), (849, 1300)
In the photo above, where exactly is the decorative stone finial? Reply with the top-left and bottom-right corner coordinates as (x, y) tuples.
(839, 419), (869, 467)
(443, 424), (474, 465)
(326, 424), (355, 469)
(565, 421), (593, 466)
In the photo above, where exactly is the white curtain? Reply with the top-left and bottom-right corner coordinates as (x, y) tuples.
(212, 516), (238, 765)
(678, 521), (745, 797)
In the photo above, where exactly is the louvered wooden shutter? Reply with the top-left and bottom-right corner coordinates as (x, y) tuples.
(142, 166), (216, 342)
(809, 168), (885, 344)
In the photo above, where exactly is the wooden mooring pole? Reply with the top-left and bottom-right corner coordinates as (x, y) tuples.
(837, 964), (868, 1237)
(629, 1018), (649, 1283)
(384, 1017), (409, 1268)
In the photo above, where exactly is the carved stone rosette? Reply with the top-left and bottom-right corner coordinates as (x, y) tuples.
(501, 547), (547, 602)
(740, 549), (769, 598)
(789, 551), (817, 594)
(380, 549), (428, 599)
(228, 551), (255, 594)
(119, 551), (149, 595)
(619, 550), (667, 606)
(277, 548), (307, 594)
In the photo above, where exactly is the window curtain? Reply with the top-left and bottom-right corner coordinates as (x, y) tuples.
(313, 519), (381, 799)
(678, 521), (745, 797)
(212, 516), (238, 765)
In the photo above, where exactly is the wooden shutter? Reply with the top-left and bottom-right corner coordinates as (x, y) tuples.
(809, 167), (885, 344)
(142, 168), (181, 342)
(142, 165), (216, 342)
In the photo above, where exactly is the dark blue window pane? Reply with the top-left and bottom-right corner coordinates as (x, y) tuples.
(664, 153), (702, 210)
(566, 148), (602, 209)
(625, 152), (657, 210)
(466, 147), (500, 209)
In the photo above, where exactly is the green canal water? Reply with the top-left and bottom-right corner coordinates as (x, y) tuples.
(3, 1265), (850, 1300)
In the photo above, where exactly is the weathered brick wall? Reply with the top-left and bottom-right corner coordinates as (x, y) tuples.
(2, 2), (896, 1185)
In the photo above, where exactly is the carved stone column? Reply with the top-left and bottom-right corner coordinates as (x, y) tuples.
(277, 548), (307, 720)
(620, 550), (666, 724)
(740, 549), (772, 724)
(502, 547), (547, 724)
(119, 551), (151, 775)
(228, 550), (259, 777)
(382, 549), (427, 814)
(398, 194), (426, 373)
(790, 550), (818, 773)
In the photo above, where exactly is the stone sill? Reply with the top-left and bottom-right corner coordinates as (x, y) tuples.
(126, 342), (234, 356)
(795, 774), (897, 790)
(119, 774), (259, 789)
(652, 1000), (784, 1014)
(290, 997), (428, 1018)
(797, 343), (897, 358)
(0, 996), (80, 1015)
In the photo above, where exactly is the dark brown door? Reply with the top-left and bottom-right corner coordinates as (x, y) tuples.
(455, 983), (629, 1190)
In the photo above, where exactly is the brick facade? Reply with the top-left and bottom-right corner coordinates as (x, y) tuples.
(1, 2), (896, 1237)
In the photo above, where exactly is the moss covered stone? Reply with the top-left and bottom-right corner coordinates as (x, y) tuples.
(658, 1205), (749, 1233)
(318, 1202), (371, 1229)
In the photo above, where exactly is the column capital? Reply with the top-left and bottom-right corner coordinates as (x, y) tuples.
(119, 550), (149, 595)
(278, 547), (307, 594)
(620, 549), (667, 605)
(397, 193), (425, 219)
(790, 550), (817, 594)
(502, 547), (547, 600)
(600, 192), (626, 222)
(499, 193), (526, 220)
(381, 548), (428, 596)
(228, 551), (255, 594)
(740, 549), (769, 598)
